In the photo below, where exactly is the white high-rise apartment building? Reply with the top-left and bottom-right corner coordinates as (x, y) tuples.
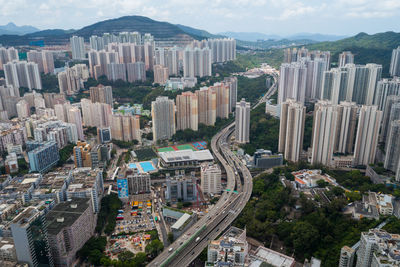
(89, 35), (105, 51)
(223, 76), (238, 113)
(345, 64), (370, 104)
(374, 77), (400, 110)
(196, 87), (216, 126)
(338, 51), (354, 68)
(311, 100), (338, 166)
(153, 65), (169, 85)
(27, 50), (54, 74)
(278, 62), (307, 104)
(111, 113), (141, 142)
(311, 58), (329, 100)
(176, 91), (198, 131)
(81, 99), (112, 128)
(321, 68), (348, 104)
(106, 63), (126, 81)
(0, 47), (19, 70)
(151, 96), (176, 141)
(201, 163), (221, 195)
(70, 36), (86, 60)
(380, 95), (400, 142)
(384, 103), (400, 150)
(365, 63), (382, 105)
(334, 102), (358, 154)
(203, 38), (236, 63)
(183, 47), (212, 78)
(4, 61), (42, 90)
(235, 98), (250, 144)
(278, 99), (306, 162)
(353, 105), (382, 166)
(384, 120), (400, 172)
(127, 62), (146, 82)
(58, 68), (81, 95)
(16, 99), (30, 119)
(390, 46), (400, 77)
(67, 107), (85, 140)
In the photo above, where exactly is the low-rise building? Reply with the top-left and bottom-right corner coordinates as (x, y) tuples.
(66, 168), (103, 213)
(0, 237), (17, 262)
(4, 153), (18, 174)
(252, 149), (283, 169)
(249, 246), (295, 267)
(46, 198), (95, 267)
(206, 227), (248, 267)
(165, 171), (197, 202)
(292, 169), (338, 188)
(356, 229), (400, 266)
(158, 149), (214, 167)
(200, 163), (221, 195)
(171, 212), (197, 240)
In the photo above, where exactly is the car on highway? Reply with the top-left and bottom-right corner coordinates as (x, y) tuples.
(168, 248), (173, 252)
(195, 237), (200, 242)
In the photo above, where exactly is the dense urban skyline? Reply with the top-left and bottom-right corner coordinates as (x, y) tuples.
(0, 0), (400, 35)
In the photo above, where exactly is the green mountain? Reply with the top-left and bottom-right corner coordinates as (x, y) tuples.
(0, 15), (196, 46)
(75, 16), (188, 39)
(307, 31), (400, 76)
(175, 24), (223, 39)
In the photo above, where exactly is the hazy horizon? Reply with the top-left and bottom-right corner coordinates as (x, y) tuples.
(0, 0), (399, 36)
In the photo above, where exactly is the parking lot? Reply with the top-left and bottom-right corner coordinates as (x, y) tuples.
(114, 199), (156, 235)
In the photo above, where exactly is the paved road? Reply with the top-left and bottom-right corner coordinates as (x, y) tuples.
(148, 71), (278, 267)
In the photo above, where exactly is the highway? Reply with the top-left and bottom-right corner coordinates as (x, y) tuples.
(148, 71), (278, 267)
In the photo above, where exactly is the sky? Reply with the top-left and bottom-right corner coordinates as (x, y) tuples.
(0, 0), (399, 36)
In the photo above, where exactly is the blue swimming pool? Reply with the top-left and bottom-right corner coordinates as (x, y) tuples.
(140, 161), (155, 172)
(128, 163), (137, 169)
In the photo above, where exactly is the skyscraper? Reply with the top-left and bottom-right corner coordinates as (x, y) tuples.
(311, 100), (338, 166)
(70, 36), (85, 60)
(126, 62), (146, 82)
(106, 63), (126, 81)
(67, 107), (85, 140)
(381, 96), (400, 142)
(311, 58), (329, 100)
(353, 105), (382, 166)
(4, 61), (42, 90)
(223, 76), (238, 113)
(384, 102), (400, 148)
(321, 68), (348, 104)
(154, 65), (169, 85)
(89, 84), (113, 106)
(278, 62), (307, 104)
(374, 78), (400, 110)
(80, 99), (112, 128)
(345, 64), (370, 104)
(176, 91), (198, 131)
(210, 83), (230, 119)
(384, 120), (400, 172)
(152, 96), (176, 141)
(338, 51), (354, 68)
(278, 99), (305, 162)
(334, 102), (358, 154)
(365, 63), (383, 105)
(0, 47), (19, 70)
(183, 47), (212, 78)
(16, 99), (30, 119)
(58, 68), (81, 95)
(390, 46), (400, 77)
(235, 99), (250, 144)
(111, 113), (141, 142)
(196, 87), (217, 126)
(27, 50), (54, 74)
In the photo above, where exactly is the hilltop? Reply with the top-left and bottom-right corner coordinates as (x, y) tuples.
(307, 31), (400, 76)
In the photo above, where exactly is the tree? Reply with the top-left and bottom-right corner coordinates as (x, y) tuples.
(316, 179), (329, 188)
(167, 232), (174, 243)
(118, 251), (135, 262)
(290, 221), (319, 258)
(145, 239), (164, 258)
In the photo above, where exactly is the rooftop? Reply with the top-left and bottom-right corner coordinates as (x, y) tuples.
(45, 198), (90, 235)
(159, 149), (213, 163)
(252, 246), (295, 267)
